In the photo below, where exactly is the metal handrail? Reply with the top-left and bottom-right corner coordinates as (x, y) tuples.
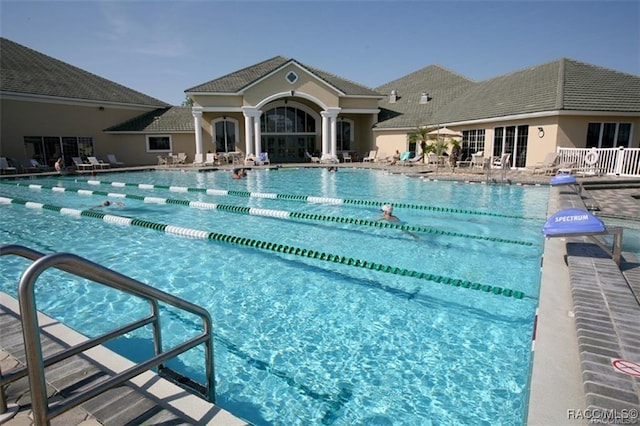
(0, 244), (215, 425)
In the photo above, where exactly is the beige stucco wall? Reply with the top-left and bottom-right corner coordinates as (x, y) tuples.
(243, 65), (339, 108)
(557, 114), (640, 149)
(0, 98), (160, 165)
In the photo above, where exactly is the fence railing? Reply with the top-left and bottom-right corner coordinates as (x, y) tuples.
(557, 147), (640, 177)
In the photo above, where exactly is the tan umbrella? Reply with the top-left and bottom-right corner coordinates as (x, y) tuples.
(427, 127), (462, 137)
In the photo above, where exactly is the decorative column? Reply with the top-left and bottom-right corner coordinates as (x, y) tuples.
(253, 111), (262, 155)
(320, 111), (330, 156)
(192, 109), (203, 155)
(242, 107), (261, 155)
(324, 108), (341, 157)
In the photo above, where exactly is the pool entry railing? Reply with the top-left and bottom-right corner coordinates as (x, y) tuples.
(0, 244), (216, 425)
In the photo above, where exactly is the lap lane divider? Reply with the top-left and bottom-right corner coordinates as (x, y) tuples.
(3, 181), (535, 247)
(0, 194), (531, 300)
(62, 177), (542, 221)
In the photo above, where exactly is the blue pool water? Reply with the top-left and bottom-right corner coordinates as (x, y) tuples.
(0, 168), (549, 425)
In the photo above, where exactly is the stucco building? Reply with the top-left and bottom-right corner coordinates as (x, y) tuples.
(1, 37), (638, 170)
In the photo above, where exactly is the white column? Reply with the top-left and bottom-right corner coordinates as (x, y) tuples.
(253, 111), (262, 155)
(323, 108), (341, 157)
(192, 110), (203, 155)
(243, 113), (253, 155)
(320, 111), (330, 155)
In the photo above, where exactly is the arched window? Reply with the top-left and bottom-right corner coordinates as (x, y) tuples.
(260, 104), (317, 134)
(212, 118), (239, 152)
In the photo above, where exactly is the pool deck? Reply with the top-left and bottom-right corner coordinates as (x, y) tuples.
(1, 163), (639, 425)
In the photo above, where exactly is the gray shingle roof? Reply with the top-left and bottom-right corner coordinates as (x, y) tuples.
(104, 107), (193, 132)
(0, 37), (170, 107)
(429, 58), (640, 125)
(186, 56), (382, 97)
(374, 65), (476, 129)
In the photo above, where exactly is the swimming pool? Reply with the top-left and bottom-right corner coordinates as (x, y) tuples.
(0, 168), (548, 425)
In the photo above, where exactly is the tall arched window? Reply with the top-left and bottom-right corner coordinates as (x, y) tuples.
(260, 104), (317, 134)
(212, 118), (238, 152)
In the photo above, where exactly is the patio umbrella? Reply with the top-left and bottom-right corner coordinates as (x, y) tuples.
(427, 127), (462, 137)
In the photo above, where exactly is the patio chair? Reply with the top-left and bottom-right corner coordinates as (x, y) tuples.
(363, 150), (378, 162)
(530, 152), (559, 175)
(244, 153), (256, 166)
(157, 155), (168, 165)
(492, 153), (511, 169)
(305, 151), (321, 163)
(342, 152), (352, 163)
(88, 156), (110, 169)
(0, 157), (17, 174)
(427, 153), (439, 165)
(470, 151), (485, 169)
(72, 157), (94, 171)
(107, 154), (125, 167)
(175, 153), (188, 165)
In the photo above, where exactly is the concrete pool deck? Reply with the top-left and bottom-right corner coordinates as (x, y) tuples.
(1, 164), (639, 425)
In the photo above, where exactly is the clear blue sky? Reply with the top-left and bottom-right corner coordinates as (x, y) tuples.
(2, 1), (639, 106)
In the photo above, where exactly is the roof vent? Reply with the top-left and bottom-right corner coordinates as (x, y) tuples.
(389, 90), (397, 103)
(419, 92), (430, 104)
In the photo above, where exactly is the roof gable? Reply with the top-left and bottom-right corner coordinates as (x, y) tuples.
(186, 56), (381, 97)
(0, 37), (170, 107)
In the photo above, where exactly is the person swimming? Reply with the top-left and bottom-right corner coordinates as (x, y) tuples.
(91, 200), (124, 208)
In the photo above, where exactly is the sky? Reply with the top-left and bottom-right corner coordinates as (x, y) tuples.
(1, 1), (639, 106)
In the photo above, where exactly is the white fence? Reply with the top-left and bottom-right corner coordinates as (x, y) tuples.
(557, 147), (640, 177)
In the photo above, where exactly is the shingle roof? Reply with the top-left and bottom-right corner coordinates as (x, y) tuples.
(0, 37), (170, 107)
(104, 107), (193, 132)
(429, 58), (640, 125)
(186, 56), (382, 97)
(374, 65), (476, 129)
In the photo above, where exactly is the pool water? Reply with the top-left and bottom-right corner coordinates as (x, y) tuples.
(0, 168), (548, 425)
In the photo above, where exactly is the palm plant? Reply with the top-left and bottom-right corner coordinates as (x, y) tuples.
(408, 125), (438, 163)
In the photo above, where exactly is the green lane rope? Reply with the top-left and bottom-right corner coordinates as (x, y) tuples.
(61, 177), (533, 220)
(0, 194), (529, 300)
(2, 181), (535, 247)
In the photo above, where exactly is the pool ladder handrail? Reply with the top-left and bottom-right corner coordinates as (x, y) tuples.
(0, 244), (215, 425)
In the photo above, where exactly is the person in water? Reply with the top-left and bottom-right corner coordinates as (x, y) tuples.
(92, 200), (124, 208)
(379, 204), (419, 240)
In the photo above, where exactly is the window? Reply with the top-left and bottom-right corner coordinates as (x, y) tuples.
(23, 136), (93, 167)
(213, 118), (238, 152)
(493, 125), (528, 168)
(146, 135), (171, 152)
(337, 119), (353, 151)
(586, 122), (632, 148)
(261, 106), (316, 134)
(461, 129), (485, 159)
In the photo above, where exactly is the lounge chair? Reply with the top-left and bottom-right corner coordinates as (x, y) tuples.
(175, 153), (187, 165)
(72, 157), (94, 170)
(363, 150), (378, 162)
(204, 153), (218, 166)
(21, 159), (39, 173)
(30, 159), (52, 171)
(88, 156), (110, 169)
(257, 152), (270, 165)
(192, 153), (205, 166)
(531, 152), (559, 175)
(244, 154), (256, 166)
(305, 151), (320, 163)
(107, 154), (125, 167)
(0, 157), (17, 174)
